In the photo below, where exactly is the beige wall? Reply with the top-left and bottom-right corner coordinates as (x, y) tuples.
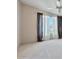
(17, 0), (22, 48)
(21, 4), (38, 44)
(20, 4), (58, 44)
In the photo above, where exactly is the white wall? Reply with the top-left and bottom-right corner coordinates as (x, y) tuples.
(20, 4), (59, 44)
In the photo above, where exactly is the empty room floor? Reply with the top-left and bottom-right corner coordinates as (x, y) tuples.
(18, 40), (62, 59)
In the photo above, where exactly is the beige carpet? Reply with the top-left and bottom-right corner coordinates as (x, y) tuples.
(18, 40), (62, 59)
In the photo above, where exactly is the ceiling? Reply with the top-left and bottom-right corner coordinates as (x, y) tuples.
(20, 0), (62, 16)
